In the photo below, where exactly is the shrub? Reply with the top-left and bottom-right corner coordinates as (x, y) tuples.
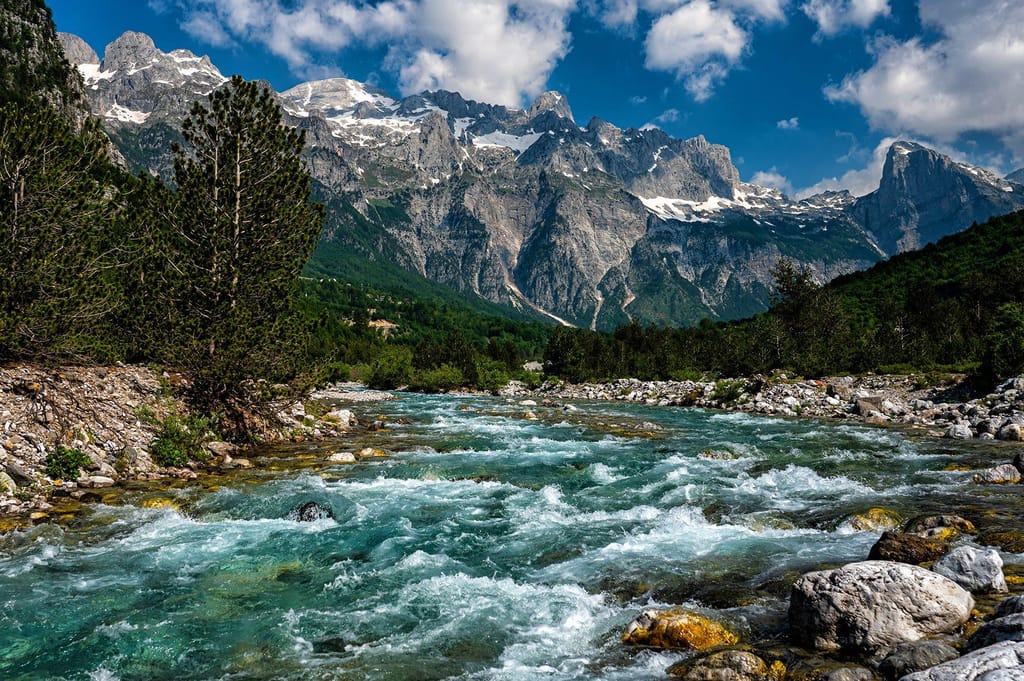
(409, 364), (465, 393)
(711, 379), (745, 405)
(45, 446), (92, 480)
(367, 346), (414, 389)
(151, 415), (214, 468)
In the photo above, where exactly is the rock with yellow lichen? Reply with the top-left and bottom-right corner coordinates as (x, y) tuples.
(622, 609), (738, 650)
(847, 507), (902, 532)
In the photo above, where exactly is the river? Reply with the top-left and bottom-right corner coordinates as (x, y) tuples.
(1, 393), (1021, 680)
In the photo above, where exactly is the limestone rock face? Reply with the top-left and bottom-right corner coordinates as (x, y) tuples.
(788, 560), (974, 657)
(57, 32), (98, 65)
(900, 641), (1024, 681)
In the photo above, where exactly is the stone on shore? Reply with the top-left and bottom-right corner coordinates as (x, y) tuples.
(327, 451), (357, 463)
(900, 641), (1024, 680)
(932, 545), (1008, 594)
(994, 594), (1024, 619)
(621, 609), (738, 650)
(788, 560), (974, 657)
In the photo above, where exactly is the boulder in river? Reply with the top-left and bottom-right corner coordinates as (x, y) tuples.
(622, 609), (738, 650)
(288, 501), (335, 522)
(788, 560), (974, 658)
(932, 545), (1008, 594)
(972, 464), (1022, 484)
(665, 648), (784, 680)
(994, 594), (1024, 619)
(900, 640), (1024, 680)
(868, 531), (948, 564)
(902, 514), (975, 540)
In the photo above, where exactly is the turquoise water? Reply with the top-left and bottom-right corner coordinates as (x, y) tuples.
(1, 394), (1021, 680)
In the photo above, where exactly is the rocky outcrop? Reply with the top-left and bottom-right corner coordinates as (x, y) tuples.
(901, 641), (1024, 680)
(57, 32), (98, 65)
(788, 561), (974, 657)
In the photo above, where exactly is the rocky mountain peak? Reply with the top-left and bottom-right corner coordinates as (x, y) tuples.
(57, 32), (98, 65)
(101, 31), (160, 71)
(1008, 168), (1024, 184)
(527, 91), (573, 123)
(855, 141), (1024, 253)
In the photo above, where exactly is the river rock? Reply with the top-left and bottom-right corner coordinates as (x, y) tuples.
(965, 614), (1024, 652)
(206, 441), (238, 458)
(944, 423), (974, 439)
(972, 464), (1021, 484)
(321, 408), (356, 428)
(932, 546), (1007, 593)
(997, 423), (1023, 441)
(0, 470), (17, 491)
(868, 531), (947, 564)
(327, 451), (357, 463)
(877, 640), (959, 680)
(80, 475), (116, 488)
(848, 507), (902, 531)
(622, 609), (738, 650)
(788, 560), (974, 657)
(901, 640), (1024, 680)
(994, 595), (1024, 619)
(289, 501), (334, 522)
(903, 514), (976, 539)
(665, 649), (783, 680)
(5, 461), (34, 485)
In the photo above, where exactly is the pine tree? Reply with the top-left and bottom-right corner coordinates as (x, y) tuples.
(0, 101), (124, 361)
(166, 76), (324, 422)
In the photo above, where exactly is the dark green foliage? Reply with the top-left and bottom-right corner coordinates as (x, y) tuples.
(150, 414), (214, 468)
(367, 346), (414, 389)
(542, 210), (1024, 385)
(162, 76), (324, 420)
(44, 446), (90, 480)
(0, 102), (126, 361)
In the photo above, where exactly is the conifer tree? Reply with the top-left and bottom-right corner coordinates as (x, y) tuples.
(0, 101), (123, 360)
(167, 76), (324, 422)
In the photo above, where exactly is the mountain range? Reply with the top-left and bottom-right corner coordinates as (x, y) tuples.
(58, 30), (1024, 329)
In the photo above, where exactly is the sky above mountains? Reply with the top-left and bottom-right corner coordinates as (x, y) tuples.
(49, 0), (1024, 198)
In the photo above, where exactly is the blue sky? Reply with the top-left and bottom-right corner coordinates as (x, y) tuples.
(49, 0), (1024, 197)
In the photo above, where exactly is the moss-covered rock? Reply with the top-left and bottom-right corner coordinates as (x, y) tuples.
(622, 609), (739, 650)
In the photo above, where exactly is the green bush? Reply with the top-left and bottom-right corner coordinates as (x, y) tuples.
(45, 446), (92, 480)
(475, 361), (511, 393)
(151, 415), (214, 468)
(409, 364), (465, 393)
(711, 379), (745, 405)
(367, 346), (414, 389)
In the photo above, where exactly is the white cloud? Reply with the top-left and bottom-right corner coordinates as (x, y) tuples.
(593, 0), (638, 27)
(795, 136), (895, 198)
(722, 0), (788, 21)
(165, 0), (574, 107)
(801, 0), (889, 37)
(825, 0), (1024, 161)
(656, 107), (681, 122)
(750, 167), (793, 195)
(776, 116), (799, 130)
(644, 1), (747, 101)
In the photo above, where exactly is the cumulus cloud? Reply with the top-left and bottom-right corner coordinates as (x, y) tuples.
(644, 1), (747, 100)
(825, 0), (1024, 161)
(801, 0), (889, 37)
(750, 167), (793, 195)
(159, 0), (575, 107)
(795, 136), (895, 198)
(656, 107), (681, 122)
(776, 116), (799, 130)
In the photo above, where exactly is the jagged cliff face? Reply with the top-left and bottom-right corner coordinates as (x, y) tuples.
(59, 31), (1024, 328)
(853, 142), (1024, 253)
